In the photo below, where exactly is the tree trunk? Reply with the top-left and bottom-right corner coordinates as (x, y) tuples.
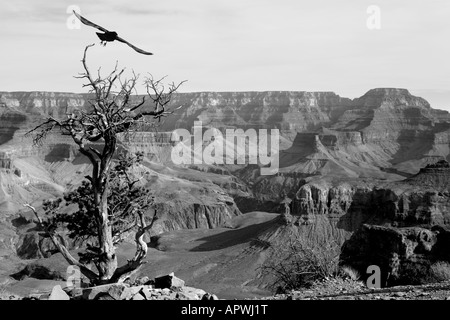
(97, 203), (117, 282)
(94, 172), (118, 283)
(92, 133), (119, 283)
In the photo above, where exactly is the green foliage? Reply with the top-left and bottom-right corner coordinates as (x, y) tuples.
(42, 151), (154, 265)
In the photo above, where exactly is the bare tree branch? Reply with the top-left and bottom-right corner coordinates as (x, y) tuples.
(23, 204), (99, 282)
(26, 44), (183, 284)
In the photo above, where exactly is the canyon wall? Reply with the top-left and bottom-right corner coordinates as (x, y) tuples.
(1, 88), (450, 260)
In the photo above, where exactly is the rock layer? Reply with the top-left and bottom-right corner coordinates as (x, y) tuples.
(290, 161), (450, 230)
(340, 224), (450, 286)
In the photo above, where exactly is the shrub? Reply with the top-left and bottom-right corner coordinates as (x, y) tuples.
(259, 234), (341, 293)
(340, 266), (361, 281)
(429, 261), (450, 282)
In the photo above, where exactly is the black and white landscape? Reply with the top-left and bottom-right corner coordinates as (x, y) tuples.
(0, 1), (450, 302)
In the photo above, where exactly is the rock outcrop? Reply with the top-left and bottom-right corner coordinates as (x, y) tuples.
(340, 224), (450, 287)
(20, 273), (216, 301)
(288, 160), (450, 231)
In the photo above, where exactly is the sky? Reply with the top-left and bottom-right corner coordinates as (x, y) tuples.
(0, 0), (449, 110)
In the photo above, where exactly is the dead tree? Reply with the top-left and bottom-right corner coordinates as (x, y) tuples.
(25, 43), (184, 284)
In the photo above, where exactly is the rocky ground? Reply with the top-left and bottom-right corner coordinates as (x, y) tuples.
(269, 278), (450, 300)
(4, 274), (450, 300)
(0, 272), (219, 301)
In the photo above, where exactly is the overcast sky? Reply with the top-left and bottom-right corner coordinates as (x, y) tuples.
(0, 0), (449, 110)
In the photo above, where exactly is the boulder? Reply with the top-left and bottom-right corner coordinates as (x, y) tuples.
(107, 284), (134, 300)
(161, 288), (171, 295)
(202, 293), (219, 300)
(140, 287), (153, 300)
(135, 276), (151, 286)
(176, 292), (197, 300)
(182, 286), (206, 299)
(48, 285), (70, 300)
(128, 285), (144, 297)
(154, 272), (185, 289)
(82, 283), (116, 300)
(132, 293), (146, 300)
(95, 293), (115, 300)
(340, 224), (450, 286)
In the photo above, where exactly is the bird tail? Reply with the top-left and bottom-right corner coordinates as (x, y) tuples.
(96, 32), (106, 41)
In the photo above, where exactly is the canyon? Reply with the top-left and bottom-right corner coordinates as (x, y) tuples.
(0, 88), (450, 298)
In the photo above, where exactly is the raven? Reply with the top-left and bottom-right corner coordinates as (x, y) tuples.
(73, 10), (153, 55)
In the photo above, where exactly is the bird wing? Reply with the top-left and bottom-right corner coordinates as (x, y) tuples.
(115, 36), (153, 55)
(73, 10), (109, 33)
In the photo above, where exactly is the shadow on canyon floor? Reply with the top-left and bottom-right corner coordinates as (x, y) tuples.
(189, 218), (279, 252)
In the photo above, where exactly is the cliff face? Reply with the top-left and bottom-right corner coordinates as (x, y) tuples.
(275, 162), (450, 287)
(292, 182), (450, 229)
(0, 91), (87, 117)
(0, 90), (353, 144)
(1, 88), (449, 200)
(159, 91), (353, 138)
(1, 89), (448, 164)
(3, 88), (449, 217)
(340, 224), (450, 286)
(225, 89), (450, 211)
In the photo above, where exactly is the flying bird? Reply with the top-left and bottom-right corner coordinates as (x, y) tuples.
(73, 10), (153, 55)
